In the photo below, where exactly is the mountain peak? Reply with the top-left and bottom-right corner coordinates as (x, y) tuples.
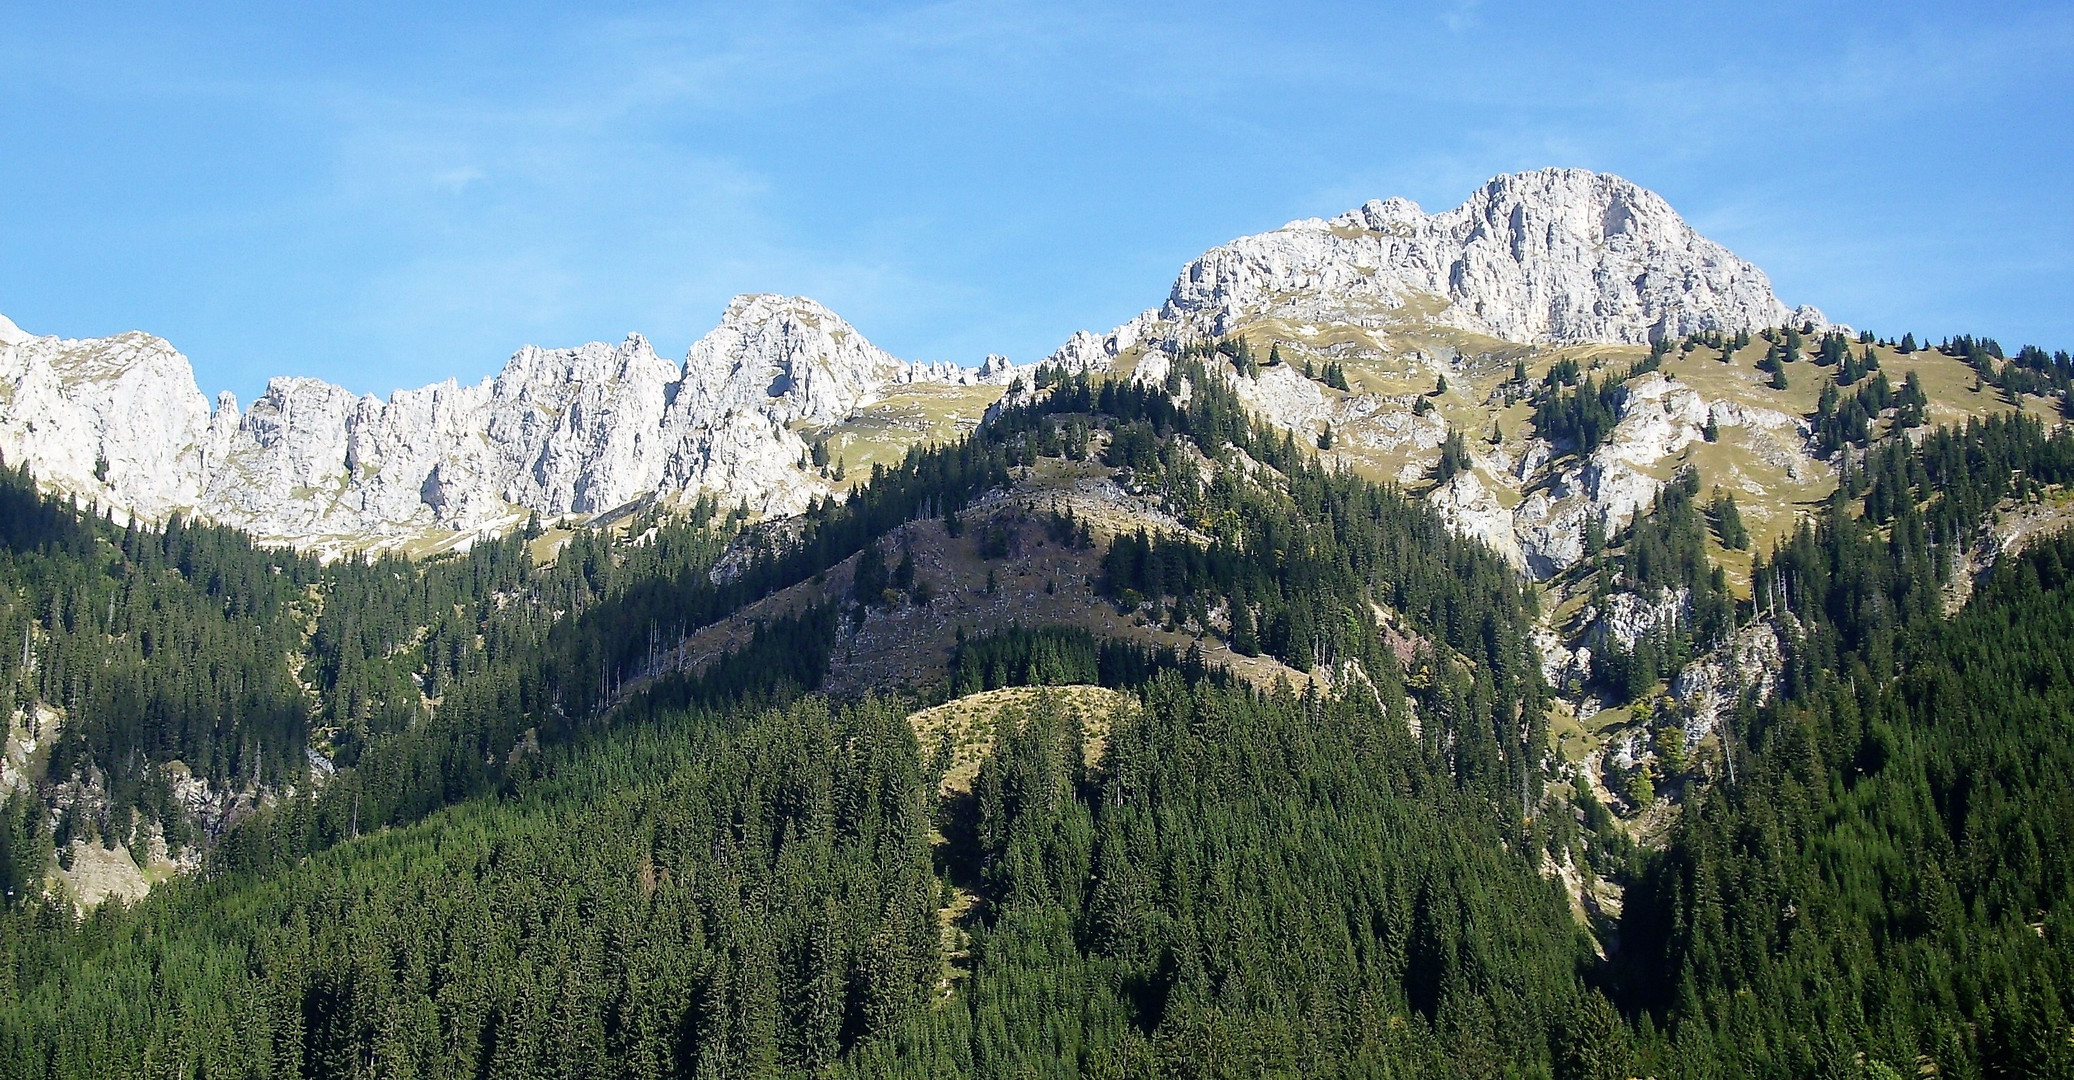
(0, 313), (32, 347)
(686, 294), (903, 426)
(1051, 169), (1809, 369)
(725, 292), (814, 313)
(1332, 195), (1424, 229)
(0, 170), (1855, 557)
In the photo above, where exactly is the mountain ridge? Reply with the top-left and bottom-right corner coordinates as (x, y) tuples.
(3, 168), (1831, 555)
(0, 295), (1010, 555)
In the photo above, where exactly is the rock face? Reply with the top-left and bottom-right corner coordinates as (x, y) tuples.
(0, 297), (1005, 551)
(1048, 167), (1823, 370)
(0, 329), (220, 522)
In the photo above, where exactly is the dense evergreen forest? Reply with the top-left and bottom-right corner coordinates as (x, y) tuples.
(1618, 412), (2074, 1077)
(2, 352), (2073, 1077)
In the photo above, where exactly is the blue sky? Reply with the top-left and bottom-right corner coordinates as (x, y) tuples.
(2, 2), (2069, 400)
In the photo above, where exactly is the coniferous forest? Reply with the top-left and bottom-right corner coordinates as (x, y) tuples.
(2, 363), (2072, 1079)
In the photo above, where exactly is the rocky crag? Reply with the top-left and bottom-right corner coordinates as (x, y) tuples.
(0, 295), (1010, 555)
(15, 167), (2061, 916)
(1044, 168), (1826, 370)
(2, 169), (1836, 560)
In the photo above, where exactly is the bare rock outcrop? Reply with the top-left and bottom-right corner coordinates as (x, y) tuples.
(1045, 168), (1826, 372)
(0, 296), (998, 550)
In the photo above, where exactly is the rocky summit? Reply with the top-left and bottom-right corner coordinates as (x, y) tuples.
(1044, 168), (1825, 371)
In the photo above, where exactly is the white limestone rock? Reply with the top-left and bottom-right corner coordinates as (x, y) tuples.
(1589, 588), (1690, 653)
(681, 293), (904, 427)
(1427, 470), (1526, 569)
(0, 170), (1832, 564)
(1227, 362), (1335, 436)
(1017, 170), (1841, 585)
(1514, 486), (1592, 579)
(1044, 168), (1818, 372)
(1511, 373), (1768, 578)
(0, 296), (994, 549)
(0, 329), (216, 521)
(1670, 622), (1784, 746)
(0, 314), (33, 347)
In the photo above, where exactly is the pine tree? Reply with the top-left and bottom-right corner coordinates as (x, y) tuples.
(1228, 594), (1259, 656)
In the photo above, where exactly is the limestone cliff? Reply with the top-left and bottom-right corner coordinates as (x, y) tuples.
(0, 296), (1002, 552)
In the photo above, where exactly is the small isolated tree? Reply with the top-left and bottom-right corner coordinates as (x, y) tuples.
(1627, 762), (1656, 812)
(1317, 423), (1334, 450)
(1653, 720), (1689, 778)
(852, 540), (888, 621)
(1708, 489), (1750, 550)
(1435, 430), (1470, 482)
(1583, 513), (1606, 558)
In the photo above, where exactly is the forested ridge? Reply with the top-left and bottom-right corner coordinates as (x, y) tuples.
(1615, 413), (2074, 1076)
(1, 356), (2072, 1077)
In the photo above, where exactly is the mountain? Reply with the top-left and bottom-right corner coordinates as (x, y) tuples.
(7, 169), (2074, 1079)
(0, 295), (1006, 556)
(11, 165), (2062, 781)
(6, 309), (2071, 1079)
(1023, 169), (2055, 595)
(1045, 167), (1826, 370)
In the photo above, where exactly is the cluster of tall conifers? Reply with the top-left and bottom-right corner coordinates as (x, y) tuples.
(1619, 421), (2074, 1077)
(0, 461), (319, 875)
